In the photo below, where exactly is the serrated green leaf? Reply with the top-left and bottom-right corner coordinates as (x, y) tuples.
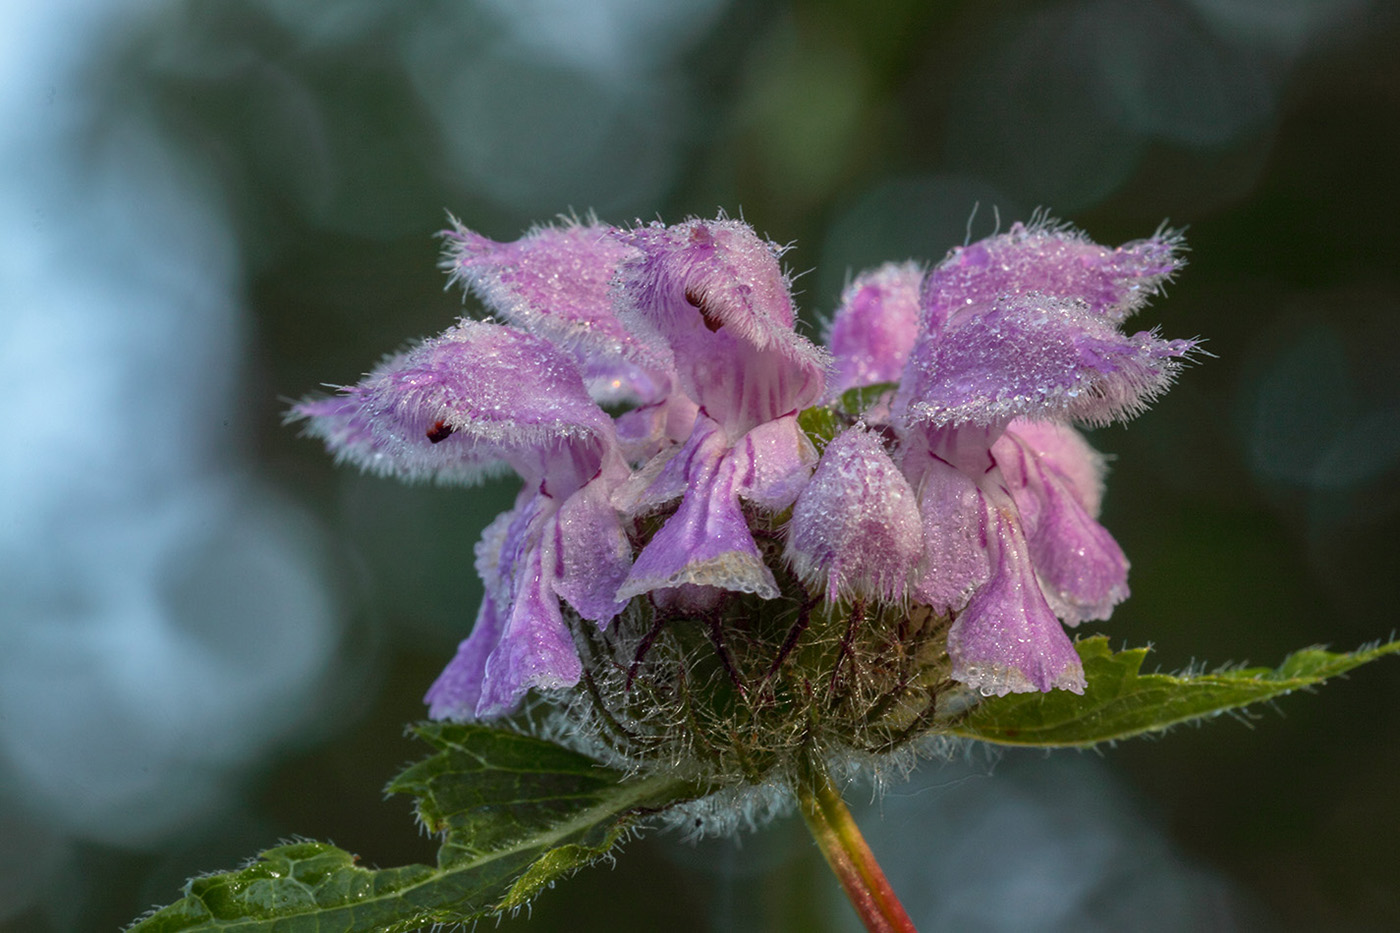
(129, 724), (703, 932)
(951, 635), (1400, 748)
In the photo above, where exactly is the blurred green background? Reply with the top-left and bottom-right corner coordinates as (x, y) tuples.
(2, 1), (1398, 930)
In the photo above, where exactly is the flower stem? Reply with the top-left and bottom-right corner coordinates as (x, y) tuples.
(796, 754), (918, 933)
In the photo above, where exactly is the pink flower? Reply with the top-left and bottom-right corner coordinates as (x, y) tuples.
(295, 212), (1195, 716)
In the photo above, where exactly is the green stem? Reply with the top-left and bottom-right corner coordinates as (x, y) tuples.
(797, 754), (918, 933)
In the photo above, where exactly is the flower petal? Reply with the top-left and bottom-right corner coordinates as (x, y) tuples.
(423, 591), (505, 721)
(825, 261), (923, 395)
(616, 418), (778, 601)
(475, 521), (582, 717)
(904, 445), (992, 614)
(947, 497), (1086, 696)
(611, 429), (693, 518)
(897, 293), (1196, 429)
(552, 472), (634, 627)
(291, 320), (615, 489)
(1000, 419), (1105, 516)
(422, 505), (517, 720)
(613, 393), (701, 464)
(442, 217), (672, 404)
(923, 218), (1184, 331)
(731, 413), (818, 511)
(786, 427), (923, 603)
(994, 429), (1128, 625)
(615, 216), (827, 435)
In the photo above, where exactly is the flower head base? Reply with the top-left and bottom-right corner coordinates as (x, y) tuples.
(294, 211), (1194, 780)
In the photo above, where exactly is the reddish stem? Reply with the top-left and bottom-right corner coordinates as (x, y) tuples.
(797, 754), (918, 933)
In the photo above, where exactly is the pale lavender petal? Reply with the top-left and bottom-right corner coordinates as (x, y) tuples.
(423, 506), (518, 720)
(923, 218), (1185, 331)
(611, 427), (695, 518)
(994, 430), (1128, 625)
(552, 470), (634, 627)
(426, 461), (612, 719)
(475, 521), (582, 717)
(826, 262), (923, 395)
(947, 497), (1086, 696)
(786, 427), (923, 603)
(904, 445), (991, 614)
(1000, 419), (1105, 516)
(616, 419), (778, 601)
(424, 592), (504, 720)
(442, 217), (672, 404)
(613, 393), (701, 463)
(615, 216), (827, 435)
(897, 293), (1196, 429)
(731, 413), (818, 511)
(291, 320), (614, 489)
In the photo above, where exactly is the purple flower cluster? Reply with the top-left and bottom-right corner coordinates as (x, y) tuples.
(295, 213), (1192, 718)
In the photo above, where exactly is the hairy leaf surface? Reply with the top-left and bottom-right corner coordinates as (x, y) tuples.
(129, 723), (701, 932)
(951, 636), (1400, 747)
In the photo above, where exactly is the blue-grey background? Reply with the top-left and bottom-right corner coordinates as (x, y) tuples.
(2, 1), (1397, 930)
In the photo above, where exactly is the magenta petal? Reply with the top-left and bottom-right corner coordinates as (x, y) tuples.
(826, 261), (923, 395)
(616, 421), (778, 601)
(552, 473), (633, 627)
(995, 430), (1128, 625)
(786, 427), (923, 603)
(615, 216), (827, 435)
(898, 294), (1196, 429)
(947, 500), (1086, 696)
(614, 404), (808, 519)
(427, 482), (595, 720)
(443, 217), (671, 404)
(924, 219), (1184, 330)
(291, 320), (614, 487)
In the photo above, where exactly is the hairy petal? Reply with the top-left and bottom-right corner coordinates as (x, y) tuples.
(475, 519), (582, 717)
(611, 430), (694, 519)
(423, 506), (521, 720)
(786, 427), (923, 603)
(425, 459), (624, 720)
(615, 216), (827, 435)
(947, 495), (1086, 696)
(904, 446), (992, 614)
(730, 413), (819, 511)
(897, 294), (1196, 429)
(923, 218), (1185, 332)
(424, 591), (506, 721)
(552, 469), (634, 627)
(825, 261), (923, 395)
(616, 418), (778, 601)
(442, 217), (672, 405)
(994, 430), (1128, 625)
(1001, 419), (1106, 515)
(291, 320), (615, 489)
(613, 393), (701, 464)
